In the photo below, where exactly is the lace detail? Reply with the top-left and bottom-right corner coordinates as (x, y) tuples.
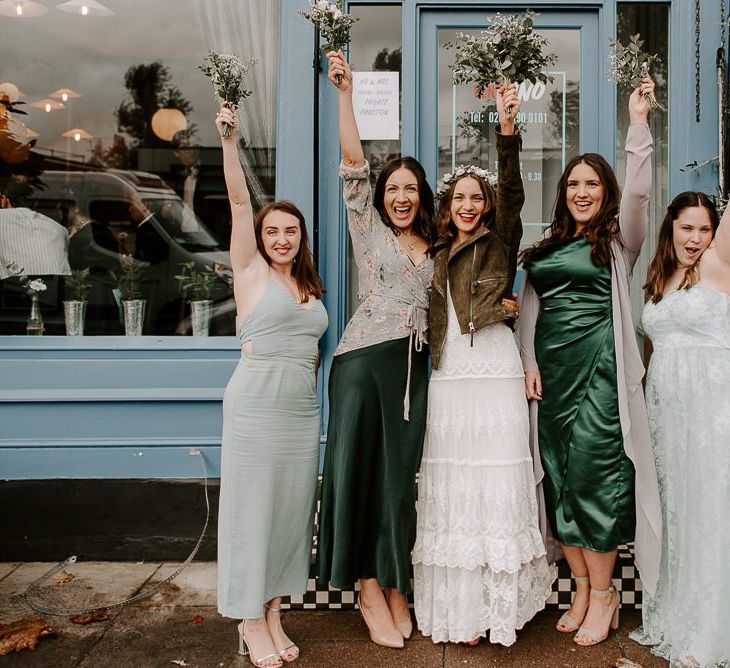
(413, 287), (554, 645)
(630, 287), (730, 668)
(433, 285), (524, 379)
(414, 558), (556, 646)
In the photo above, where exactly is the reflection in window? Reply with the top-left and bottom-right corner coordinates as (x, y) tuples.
(0, 0), (278, 335)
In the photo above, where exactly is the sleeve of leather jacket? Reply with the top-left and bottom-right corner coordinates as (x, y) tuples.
(494, 130), (525, 248)
(516, 273), (540, 373)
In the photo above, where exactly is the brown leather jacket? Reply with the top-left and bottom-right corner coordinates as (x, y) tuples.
(429, 131), (524, 370)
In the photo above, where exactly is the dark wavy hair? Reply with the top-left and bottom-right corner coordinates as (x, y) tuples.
(521, 153), (621, 267)
(373, 156), (437, 246)
(434, 173), (497, 241)
(254, 200), (323, 302)
(644, 191), (719, 304)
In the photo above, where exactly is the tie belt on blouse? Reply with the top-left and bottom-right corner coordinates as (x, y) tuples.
(371, 293), (428, 421)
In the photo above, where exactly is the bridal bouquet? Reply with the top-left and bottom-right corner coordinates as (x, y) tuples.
(299, 0), (359, 83)
(446, 11), (558, 98)
(607, 34), (664, 110)
(199, 51), (258, 137)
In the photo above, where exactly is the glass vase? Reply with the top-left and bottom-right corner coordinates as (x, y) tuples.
(191, 300), (213, 337)
(122, 299), (146, 336)
(26, 293), (44, 336)
(63, 300), (87, 336)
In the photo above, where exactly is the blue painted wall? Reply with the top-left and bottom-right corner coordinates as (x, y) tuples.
(0, 0), (723, 479)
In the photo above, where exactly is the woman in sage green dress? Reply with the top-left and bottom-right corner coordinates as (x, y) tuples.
(517, 80), (662, 648)
(214, 104), (327, 668)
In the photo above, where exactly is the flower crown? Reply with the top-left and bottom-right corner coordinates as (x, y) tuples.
(436, 165), (498, 198)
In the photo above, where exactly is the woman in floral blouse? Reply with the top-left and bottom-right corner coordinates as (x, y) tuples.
(316, 50), (437, 649)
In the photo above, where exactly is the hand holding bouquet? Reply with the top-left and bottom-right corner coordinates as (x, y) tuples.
(199, 51), (258, 137)
(607, 34), (664, 111)
(299, 0), (358, 84)
(446, 10), (558, 117)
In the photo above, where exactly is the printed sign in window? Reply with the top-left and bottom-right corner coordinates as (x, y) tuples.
(352, 71), (400, 141)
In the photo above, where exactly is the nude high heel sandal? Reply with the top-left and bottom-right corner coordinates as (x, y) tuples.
(239, 620), (283, 668)
(573, 584), (620, 646)
(556, 575), (590, 633)
(264, 603), (299, 663)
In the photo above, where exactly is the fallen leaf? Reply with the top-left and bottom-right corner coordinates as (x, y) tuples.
(71, 610), (109, 625)
(171, 660), (189, 666)
(51, 570), (75, 584)
(191, 616), (203, 624)
(0, 618), (54, 656)
(615, 659), (643, 668)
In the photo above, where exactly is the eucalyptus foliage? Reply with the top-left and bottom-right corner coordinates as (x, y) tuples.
(607, 34), (664, 110)
(446, 11), (558, 91)
(299, 0), (359, 53)
(199, 51), (258, 136)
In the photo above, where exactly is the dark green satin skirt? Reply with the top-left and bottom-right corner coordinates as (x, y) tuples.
(317, 337), (428, 594)
(530, 237), (635, 552)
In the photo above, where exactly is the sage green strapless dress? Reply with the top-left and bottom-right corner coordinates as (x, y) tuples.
(529, 236), (635, 552)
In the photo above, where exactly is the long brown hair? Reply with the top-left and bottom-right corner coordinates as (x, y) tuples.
(644, 191), (719, 304)
(373, 156), (437, 246)
(520, 153), (621, 267)
(254, 200), (323, 302)
(434, 174), (497, 241)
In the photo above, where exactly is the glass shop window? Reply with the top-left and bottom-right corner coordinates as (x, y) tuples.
(0, 0), (278, 335)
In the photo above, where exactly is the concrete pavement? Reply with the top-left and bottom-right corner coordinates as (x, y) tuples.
(0, 562), (667, 667)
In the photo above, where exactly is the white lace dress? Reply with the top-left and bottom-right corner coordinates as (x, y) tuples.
(413, 288), (556, 646)
(630, 286), (730, 668)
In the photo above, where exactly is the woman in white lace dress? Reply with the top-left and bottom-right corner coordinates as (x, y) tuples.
(630, 192), (730, 667)
(412, 84), (555, 647)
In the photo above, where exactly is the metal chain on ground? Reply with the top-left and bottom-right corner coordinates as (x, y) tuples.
(23, 450), (211, 617)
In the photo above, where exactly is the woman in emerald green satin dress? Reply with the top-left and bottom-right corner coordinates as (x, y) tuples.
(517, 79), (662, 648)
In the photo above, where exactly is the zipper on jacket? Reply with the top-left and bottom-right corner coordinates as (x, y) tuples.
(468, 245), (477, 347)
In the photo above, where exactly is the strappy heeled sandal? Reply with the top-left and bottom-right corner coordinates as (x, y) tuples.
(264, 603), (299, 663)
(556, 575), (590, 633)
(573, 584), (620, 646)
(239, 620), (283, 668)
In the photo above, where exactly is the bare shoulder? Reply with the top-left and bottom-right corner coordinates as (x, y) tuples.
(698, 245), (730, 293)
(233, 256), (270, 319)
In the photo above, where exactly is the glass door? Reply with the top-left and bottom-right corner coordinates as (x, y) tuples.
(416, 9), (601, 251)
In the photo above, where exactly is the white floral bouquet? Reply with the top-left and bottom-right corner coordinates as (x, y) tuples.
(436, 165), (498, 199)
(299, 0), (359, 84)
(607, 34), (664, 110)
(5, 262), (47, 295)
(446, 11), (557, 101)
(199, 51), (258, 137)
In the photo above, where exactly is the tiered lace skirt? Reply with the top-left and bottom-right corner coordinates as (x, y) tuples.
(413, 318), (555, 646)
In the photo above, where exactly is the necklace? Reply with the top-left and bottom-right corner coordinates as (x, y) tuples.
(399, 230), (419, 253)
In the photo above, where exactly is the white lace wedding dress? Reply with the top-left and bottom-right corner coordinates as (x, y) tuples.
(630, 286), (730, 668)
(413, 288), (556, 646)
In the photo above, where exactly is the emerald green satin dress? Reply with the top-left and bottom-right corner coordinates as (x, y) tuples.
(529, 236), (635, 552)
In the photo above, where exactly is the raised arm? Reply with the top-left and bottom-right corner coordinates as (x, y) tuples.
(618, 78), (655, 254)
(327, 50), (365, 168)
(715, 198), (730, 265)
(493, 82), (525, 248)
(216, 104), (257, 273)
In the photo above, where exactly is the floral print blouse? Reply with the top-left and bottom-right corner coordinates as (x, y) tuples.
(335, 160), (434, 358)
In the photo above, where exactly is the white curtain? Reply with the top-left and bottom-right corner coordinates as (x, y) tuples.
(193, 0), (279, 209)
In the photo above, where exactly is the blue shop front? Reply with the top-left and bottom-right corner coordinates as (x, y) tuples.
(0, 0), (724, 587)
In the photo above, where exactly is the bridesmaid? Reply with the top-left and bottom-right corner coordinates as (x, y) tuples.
(215, 103), (328, 667)
(517, 79), (662, 646)
(316, 50), (437, 649)
(631, 192), (730, 667)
